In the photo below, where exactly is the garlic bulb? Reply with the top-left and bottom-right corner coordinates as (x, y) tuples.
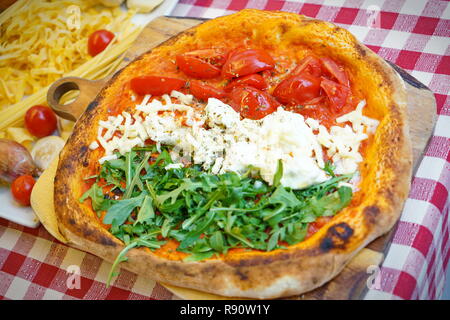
(0, 139), (37, 184)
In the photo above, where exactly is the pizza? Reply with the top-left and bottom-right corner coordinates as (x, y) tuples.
(54, 9), (412, 299)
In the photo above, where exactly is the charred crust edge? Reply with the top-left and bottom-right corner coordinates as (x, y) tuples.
(320, 223), (354, 252)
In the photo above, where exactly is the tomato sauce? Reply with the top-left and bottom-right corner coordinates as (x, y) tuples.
(86, 43), (379, 260)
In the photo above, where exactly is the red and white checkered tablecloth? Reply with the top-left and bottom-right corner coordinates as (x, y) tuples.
(0, 0), (449, 300)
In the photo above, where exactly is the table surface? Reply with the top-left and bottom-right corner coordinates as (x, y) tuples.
(0, 0), (449, 300)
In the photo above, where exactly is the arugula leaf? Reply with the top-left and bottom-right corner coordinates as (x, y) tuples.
(183, 251), (214, 262)
(156, 180), (200, 206)
(268, 186), (302, 208)
(134, 195), (154, 225)
(323, 160), (336, 177)
(339, 186), (353, 205)
(209, 230), (226, 253)
(107, 231), (164, 286)
(124, 152), (150, 199)
(106, 241), (138, 286)
(272, 159), (283, 187)
(267, 228), (281, 251)
(84, 145), (354, 262)
(79, 183), (110, 211)
(103, 193), (146, 226)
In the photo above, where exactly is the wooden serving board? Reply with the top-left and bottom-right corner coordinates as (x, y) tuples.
(39, 16), (437, 300)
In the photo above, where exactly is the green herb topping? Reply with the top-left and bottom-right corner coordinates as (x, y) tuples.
(80, 145), (353, 284)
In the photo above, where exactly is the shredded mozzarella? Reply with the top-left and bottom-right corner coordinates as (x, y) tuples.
(91, 92), (378, 189)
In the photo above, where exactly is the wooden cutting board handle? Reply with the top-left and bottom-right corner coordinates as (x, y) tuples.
(47, 77), (109, 121)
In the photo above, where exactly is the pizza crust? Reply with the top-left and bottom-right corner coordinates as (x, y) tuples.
(54, 9), (412, 299)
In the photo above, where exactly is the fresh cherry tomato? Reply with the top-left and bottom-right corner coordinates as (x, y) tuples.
(272, 74), (321, 106)
(176, 55), (221, 79)
(224, 74), (267, 92)
(189, 80), (226, 101)
(320, 78), (350, 113)
(88, 29), (115, 57)
(320, 57), (349, 86)
(222, 49), (275, 79)
(229, 86), (280, 120)
(130, 76), (186, 96)
(306, 216), (332, 238)
(24, 105), (57, 138)
(292, 56), (323, 78)
(11, 175), (35, 206)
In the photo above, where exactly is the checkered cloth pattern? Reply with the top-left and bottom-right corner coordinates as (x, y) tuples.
(0, 0), (449, 300)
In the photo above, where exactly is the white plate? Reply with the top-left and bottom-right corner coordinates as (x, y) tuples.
(0, 0), (179, 228)
(0, 186), (40, 228)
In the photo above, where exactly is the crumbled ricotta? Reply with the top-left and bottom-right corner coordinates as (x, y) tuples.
(91, 90), (378, 190)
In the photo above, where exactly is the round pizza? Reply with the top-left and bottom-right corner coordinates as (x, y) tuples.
(54, 9), (412, 299)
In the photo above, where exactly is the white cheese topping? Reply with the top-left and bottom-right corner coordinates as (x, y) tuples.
(91, 91), (379, 190)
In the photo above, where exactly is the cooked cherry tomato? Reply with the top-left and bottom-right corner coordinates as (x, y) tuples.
(292, 56), (323, 78)
(176, 55), (221, 79)
(189, 80), (226, 101)
(224, 74), (267, 92)
(130, 76), (186, 96)
(272, 74), (321, 106)
(222, 49), (275, 79)
(320, 78), (350, 112)
(297, 104), (334, 128)
(306, 216), (332, 238)
(25, 105), (57, 138)
(229, 86), (280, 120)
(11, 175), (35, 206)
(321, 57), (349, 86)
(88, 29), (115, 57)
(180, 49), (228, 67)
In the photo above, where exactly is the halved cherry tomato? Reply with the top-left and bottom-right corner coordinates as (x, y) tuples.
(224, 74), (267, 92)
(272, 74), (321, 106)
(320, 78), (350, 113)
(176, 55), (221, 79)
(130, 76), (186, 96)
(222, 49), (275, 79)
(25, 105), (57, 138)
(306, 216), (332, 238)
(189, 80), (226, 101)
(292, 55), (323, 78)
(321, 57), (349, 86)
(297, 104), (334, 128)
(180, 49), (228, 67)
(88, 29), (115, 57)
(229, 86), (280, 120)
(11, 175), (35, 206)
